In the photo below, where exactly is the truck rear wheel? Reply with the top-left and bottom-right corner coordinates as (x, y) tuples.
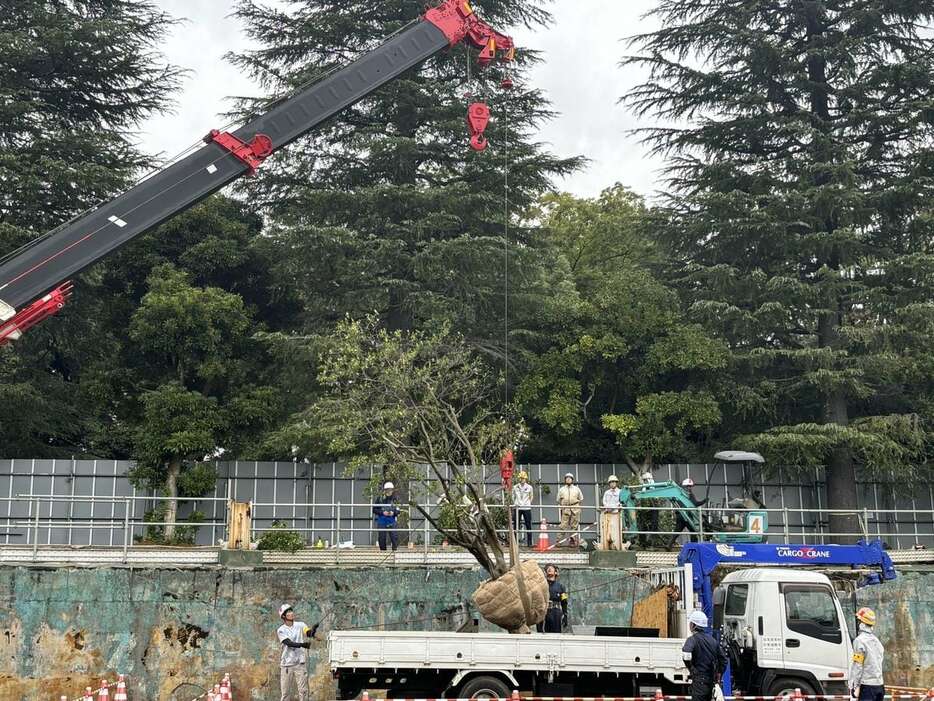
(459, 675), (511, 700)
(767, 678), (816, 698)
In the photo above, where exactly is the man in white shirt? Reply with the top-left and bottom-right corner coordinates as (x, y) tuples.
(511, 470), (534, 546)
(601, 475), (623, 550)
(276, 603), (318, 701)
(557, 473), (584, 547)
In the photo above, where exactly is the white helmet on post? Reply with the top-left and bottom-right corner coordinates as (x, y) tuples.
(682, 478), (695, 488)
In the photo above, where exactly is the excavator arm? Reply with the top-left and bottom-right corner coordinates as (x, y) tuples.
(0, 0), (513, 344)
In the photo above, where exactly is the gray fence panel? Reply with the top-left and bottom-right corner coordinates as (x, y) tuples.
(0, 458), (931, 548)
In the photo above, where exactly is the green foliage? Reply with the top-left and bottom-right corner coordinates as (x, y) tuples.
(138, 507), (205, 546)
(0, 0), (182, 458)
(517, 186), (729, 464)
(229, 0), (581, 338)
(625, 0), (934, 510)
(258, 521), (306, 552)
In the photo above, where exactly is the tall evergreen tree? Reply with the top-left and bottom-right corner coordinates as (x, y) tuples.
(627, 1), (934, 539)
(229, 0), (580, 340)
(0, 0), (182, 455)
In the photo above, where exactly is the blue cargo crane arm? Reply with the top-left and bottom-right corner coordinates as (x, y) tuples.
(0, 0), (514, 344)
(677, 540), (897, 622)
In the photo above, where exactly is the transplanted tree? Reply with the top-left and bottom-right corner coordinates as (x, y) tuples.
(517, 186), (729, 467)
(271, 317), (517, 574)
(0, 0), (182, 455)
(626, 1), (934, 539)
(229, 0), (581, 338)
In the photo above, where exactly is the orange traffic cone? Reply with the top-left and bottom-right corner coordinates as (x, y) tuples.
(536, 519), (550, 552)
(362, 692), (370, 701)
(83, 687), (94, 701)
(221, 674), (232, 701)
(114, 674), (127, 701)
(511, 691), (520, 701)
(654, 689), (664, 701)
(926, 688), (933, 701)
(99, 680), (110, 701)
(792, 689), (803, 701)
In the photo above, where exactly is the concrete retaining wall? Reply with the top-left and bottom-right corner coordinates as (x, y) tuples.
(0, 565), (930, 700)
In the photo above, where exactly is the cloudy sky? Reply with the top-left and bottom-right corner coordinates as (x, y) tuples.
(141, 1), (664, 199)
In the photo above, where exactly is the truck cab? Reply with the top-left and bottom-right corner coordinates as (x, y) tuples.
(715, 568), (852, 697)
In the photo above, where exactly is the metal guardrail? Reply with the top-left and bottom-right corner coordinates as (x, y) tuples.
(0, 493), (931, 560)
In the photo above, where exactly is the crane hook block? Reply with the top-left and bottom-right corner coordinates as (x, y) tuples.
(467, 102), (490, 151)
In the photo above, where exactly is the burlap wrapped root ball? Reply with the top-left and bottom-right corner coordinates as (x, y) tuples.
(471, 560), (548, 632)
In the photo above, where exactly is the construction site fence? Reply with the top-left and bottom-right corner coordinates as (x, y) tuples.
(1, 494), (933, 559)
(0, 459), (931, 549)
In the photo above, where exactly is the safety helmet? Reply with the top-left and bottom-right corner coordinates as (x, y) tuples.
(278, 603), (293, 618)
(383, 481), (394, 490)
(641, 471), (655, 483)
(688, 610), (708, 629)
(682, 478), (695, 488)
(856, 607), (876, 626)
(517, 470), (528, 480)
(564, 473), (575, 481)
(608, 475), (619, 483)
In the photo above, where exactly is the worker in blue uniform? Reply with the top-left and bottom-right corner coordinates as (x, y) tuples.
(373, 481), (400, 551)
(537, 564), (568, 633)
(682, 610), (728, 701)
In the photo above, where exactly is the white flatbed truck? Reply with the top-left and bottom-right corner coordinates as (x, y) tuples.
(328, 541), (899, 701)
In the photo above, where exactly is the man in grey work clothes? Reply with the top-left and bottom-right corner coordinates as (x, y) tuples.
(277, 603), (318, 701)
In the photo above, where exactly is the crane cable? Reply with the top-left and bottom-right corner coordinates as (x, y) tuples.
(503, 63), (511, 408)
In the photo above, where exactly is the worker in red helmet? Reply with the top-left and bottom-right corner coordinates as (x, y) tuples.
(668, 477), (708, 548)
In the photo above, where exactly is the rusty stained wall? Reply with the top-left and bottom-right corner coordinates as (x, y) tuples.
(0, 565), (930, 700)
(0, 565), (649, 701)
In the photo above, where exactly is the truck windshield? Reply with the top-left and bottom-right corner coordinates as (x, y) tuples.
(782, 584), (842, 643)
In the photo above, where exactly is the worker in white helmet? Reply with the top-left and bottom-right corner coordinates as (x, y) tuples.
(682, 610), (727, 701)
(849, 607), (884, 701)
(602, 475), (621, 512)
(373, 481), (400, 551)
(558, 473), (584, 547)
(668, 477), (708, 548)
(276, 603), (318, 701)
(511, 470), (534, 547)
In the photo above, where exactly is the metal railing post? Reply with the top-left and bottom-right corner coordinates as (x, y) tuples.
(423, 505), (429, 565)
(335, 502), (341, 565)
(123, 498), (131, 562)
(862, 508), (870, 541)
(782, 508), (790, 543)
(698, 506), (704, 542)
(32, 498), (40, 561)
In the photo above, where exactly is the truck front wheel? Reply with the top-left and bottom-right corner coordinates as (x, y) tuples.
(459, 675), (512, 700)
(767, 678), (817, 698)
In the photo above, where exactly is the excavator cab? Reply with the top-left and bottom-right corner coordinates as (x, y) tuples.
(619, 451), (768, 544)
(706, 451), (768, 543)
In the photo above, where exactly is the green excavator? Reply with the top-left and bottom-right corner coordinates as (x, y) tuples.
(621, 451), (769, 544)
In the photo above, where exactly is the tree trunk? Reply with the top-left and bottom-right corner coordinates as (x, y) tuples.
(804, 1), (860, 543)
(824, 387), (860, 543)
(164, 459), (181, 542)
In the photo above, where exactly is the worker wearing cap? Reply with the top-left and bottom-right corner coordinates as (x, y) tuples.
(373, 481), (400, 551)
(600, 475), (623, 550)
(682, 610), (728, 701)
(603, 475), (621, 512)
(512, 470), (534, 547)
(276, 604), (318, 701)
(558, 473), (584, 547)
(850, 607), (885, 701)
(537, 563), (569, 633)
(668, 477), (708, 547)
